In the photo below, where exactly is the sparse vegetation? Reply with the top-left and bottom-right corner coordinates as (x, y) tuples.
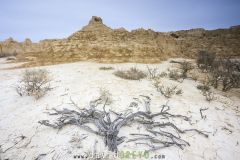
(167, 60), (194, 81)
(197, 84), (210, 92)
(6, 57), (16, 61)
(16, 69), (52, 99)
(203, 91), (215, 102)
(176, 89), (183, 95)
(207, 58), (240, 91)
(189, 70), (199, 81)
(146, 66), (159, 79)
(197, 51), (216, 72)
(69, 133), (87, 149)
(179, 61), (194, 79)
(157, 85), (178, 98)
(168, 69), (183, 82)
(196, 51), (240, 92)
(99, 88), (113, 105)
(159, 71), (168, 78)
(0, 52), (17, 58)
(153, 80), (181, 98)
(197, 78), (215, 102)
(197, 77), (211, 92)
(146, 66), (167, 80)
(114, 67), (147, 80)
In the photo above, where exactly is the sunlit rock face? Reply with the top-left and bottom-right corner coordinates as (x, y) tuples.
(0, 16), (239, 63)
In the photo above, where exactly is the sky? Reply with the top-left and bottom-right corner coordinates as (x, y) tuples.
(0, 0), (240, 42)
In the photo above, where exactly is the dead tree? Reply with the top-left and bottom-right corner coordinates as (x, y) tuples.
(39, 97), (208, 152)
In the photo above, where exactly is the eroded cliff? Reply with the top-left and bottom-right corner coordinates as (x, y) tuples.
(1, 16), (239, 66)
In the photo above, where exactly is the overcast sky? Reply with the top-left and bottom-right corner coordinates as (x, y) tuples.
(1, 0), (240, 42)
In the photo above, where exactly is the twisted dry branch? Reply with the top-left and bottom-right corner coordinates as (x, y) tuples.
(39, 96), (208, 152)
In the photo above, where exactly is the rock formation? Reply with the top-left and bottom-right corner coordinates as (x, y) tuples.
(0, 16), (239, 65)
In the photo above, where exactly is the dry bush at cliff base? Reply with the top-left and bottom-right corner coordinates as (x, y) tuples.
(114, 67), (147, 80)
(168, 69), (183, 82)
(15, 69), (52, 99)
(0, 52), (17, 58)
(180, 61), (194, 79)
(197, 76), (212, 92)
(6, 57), (16, 61)
(197, 51), (216, 72)
(211, 59), (240, 91)
(195, 51), (240, 92)
(168, 60), (194, 81)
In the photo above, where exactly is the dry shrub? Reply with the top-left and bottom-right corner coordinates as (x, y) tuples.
(197, 77), (211, 92)
(168, 69), (183, 82)
(189, 70), (199, 81)
(146, 66), (167, 80)
(179, 61), (194, 79)
(159, 72), (168, 78)
(99, 66), (114, 70)
(197, 84), (210, 92)
(197, 51), (216, 72)
(69, 133), (87, 149)
(16, 69), (51, 99)
(196, 77), (215, 102)
(196, 51), (240, 92)
(202, 91), (215, 102)
(210, 58), (240, 91)
(6, 57), (16, 61)
(146, 66), (159, 79)
(157, 85), (179, 98)
(176, 89), (183, 95)
(167, 61), (193, 81)
(0, 52), (17, 58)
(153, 80), (181, 98)
(114, 67), (147, 80)
(99, 88), (113, 105)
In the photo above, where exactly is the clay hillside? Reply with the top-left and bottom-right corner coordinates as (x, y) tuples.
(1, 16), (240, 66)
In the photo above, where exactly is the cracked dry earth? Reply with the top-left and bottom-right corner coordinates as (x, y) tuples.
(0, 58), (240, 160)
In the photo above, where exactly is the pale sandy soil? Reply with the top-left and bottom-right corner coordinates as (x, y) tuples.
(0, 58), (239, 160)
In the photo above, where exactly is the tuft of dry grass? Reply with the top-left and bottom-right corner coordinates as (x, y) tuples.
(203, 91), (215, 102)
(99, 66), (114, 70)
(99, 88), (113, 105)
(113, 67), (147, 80)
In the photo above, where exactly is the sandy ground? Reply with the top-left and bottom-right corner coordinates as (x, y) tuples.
(0, 58), (239, 160)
